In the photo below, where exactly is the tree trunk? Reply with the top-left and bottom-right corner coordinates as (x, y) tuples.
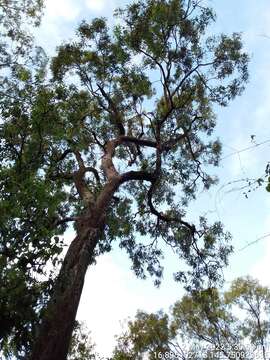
(29, 221), (102, 360)
(29, 172), (120, 359)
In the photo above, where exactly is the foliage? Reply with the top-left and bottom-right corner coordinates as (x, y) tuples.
(68, 321), (97, 360)
(0, 0), (249, 356)
(112, 277), (270, 360)
(225, 277), (270, 354)
(112, 311), (174, 360)
(0, 0), (44, 70)
(48, 0), (248, 288)
(0, 1), (50, 357)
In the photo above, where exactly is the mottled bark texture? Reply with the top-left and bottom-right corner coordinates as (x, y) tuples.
(29, 221), (102, 360)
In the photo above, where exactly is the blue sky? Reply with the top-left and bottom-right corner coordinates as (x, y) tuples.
(35, 0), (270, 356)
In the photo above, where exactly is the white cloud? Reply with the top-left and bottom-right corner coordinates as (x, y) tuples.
(33, 0), (83, 55)
(77, 255), (141, 356)
(45, 0), (81, 21)
(85, 0), (107, 12)
(77, 253), (181, 357)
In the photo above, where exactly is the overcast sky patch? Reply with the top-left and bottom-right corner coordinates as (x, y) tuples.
(85, 0), (107, 12)
(45, 0), (81, 20)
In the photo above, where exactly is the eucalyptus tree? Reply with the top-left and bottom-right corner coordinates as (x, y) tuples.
(68, 321), (97, 360)
(0, 0), (249, 359)
(112, 277), (270, 360)
(0, 0), (47, 357)
(0, 0), (44, 72)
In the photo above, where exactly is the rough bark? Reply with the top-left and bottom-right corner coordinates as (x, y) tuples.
(28, 168), (121, 360)
(29, 217), (103, 360)
(27, 137), (153, 359)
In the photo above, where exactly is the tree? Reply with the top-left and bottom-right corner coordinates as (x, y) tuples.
(68, 321), (97, 360)
(0, 2), (48, 358)
(0, 0), (44, 69)
(112, 277), (270, 360)
(0, 0), (249, 359)
(112, 310), (175, 360)
(225, 277), (270, 360)
(0, 55), (53, 358)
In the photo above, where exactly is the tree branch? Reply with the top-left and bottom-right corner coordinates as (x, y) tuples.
(147, 182), (196, 235)
(97, 83), (125, 135)
(54, 217), (79, 227)
(120, 170), (155, 184)
(85, 166), (100, 184)
(101, 138), (121, 181)
(119, 135), (157, 148)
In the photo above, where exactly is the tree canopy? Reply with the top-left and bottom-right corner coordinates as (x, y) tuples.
(112, 277), (270, 360)
(0, 0), (44, 72)
(0, 0), (249, 358)
(68, 321), (97, 360)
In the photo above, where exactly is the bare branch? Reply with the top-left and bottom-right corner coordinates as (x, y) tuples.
(147, 182), (196, 234)
(97, 83), (125, 135)
(92, 131), (105, 150)
(85, 166), (100, 184)
(119, 135), (157, 148)
(139, 47), (173, 108)
(171, 61), (214, 100)
(74, 150), (85, 169)
(101, 138), (121, 180)
(54, 217), (79, 227)
(120, 170), (155, 184)
(55, 149), (73, 162)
